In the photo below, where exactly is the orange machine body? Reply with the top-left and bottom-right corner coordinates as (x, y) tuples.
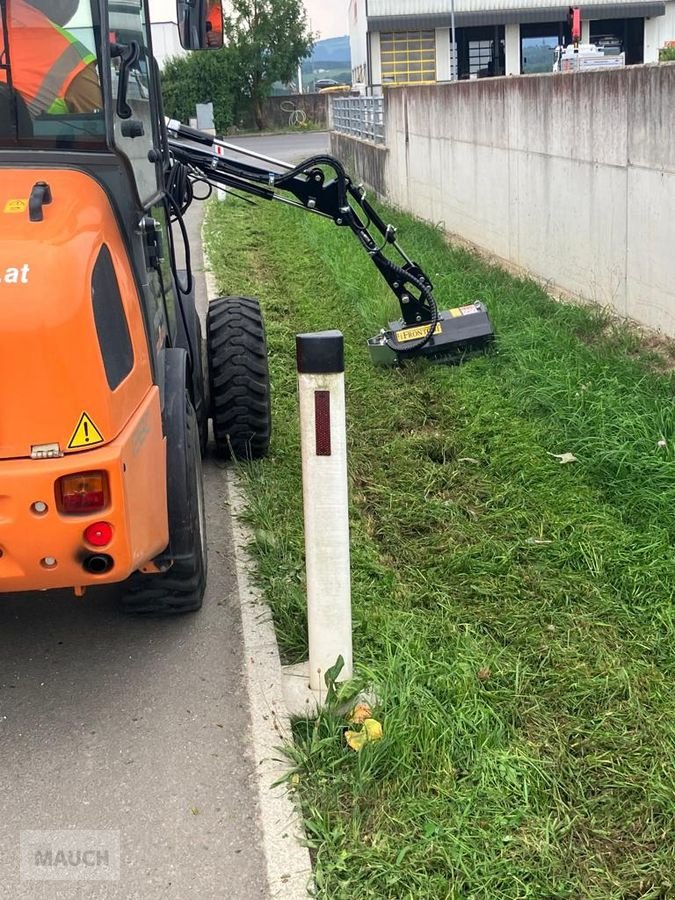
(0, 168), (169, 591)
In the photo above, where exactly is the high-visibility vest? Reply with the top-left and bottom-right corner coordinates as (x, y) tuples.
(0, 0), (97, 116)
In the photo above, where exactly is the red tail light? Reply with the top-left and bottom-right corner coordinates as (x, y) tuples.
(57, 472), (109, 514)
(84, 521), (114, 547)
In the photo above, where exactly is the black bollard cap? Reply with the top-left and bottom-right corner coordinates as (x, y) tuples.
(296, 331), (345, 374)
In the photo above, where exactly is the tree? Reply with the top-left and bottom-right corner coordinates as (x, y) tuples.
(161, 47), (244, 134)
(226, 0), (314, 130)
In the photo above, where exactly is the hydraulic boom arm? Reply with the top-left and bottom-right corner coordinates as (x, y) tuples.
(165, 120), (494, 365)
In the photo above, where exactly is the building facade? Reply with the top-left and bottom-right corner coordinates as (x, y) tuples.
(350, 0), (675, 87)
(150, 20), (187, 68)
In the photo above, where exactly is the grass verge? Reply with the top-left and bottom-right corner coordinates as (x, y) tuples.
(204, 195), (675, 900)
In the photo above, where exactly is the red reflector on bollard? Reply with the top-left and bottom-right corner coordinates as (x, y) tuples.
(315, 391), (332, 456)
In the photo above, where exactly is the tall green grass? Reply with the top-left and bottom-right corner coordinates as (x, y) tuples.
(205, 196), (675, 900)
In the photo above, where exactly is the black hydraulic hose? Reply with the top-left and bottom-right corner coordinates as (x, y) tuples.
(377, 258), (439, 355)
(166, 137), (440, 357)
(165, 190), (193, 297)
(163, 191), (198, 379)
(165, 161), (193, 217)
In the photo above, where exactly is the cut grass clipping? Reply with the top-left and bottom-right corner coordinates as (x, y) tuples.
(205, 195), (675, 900)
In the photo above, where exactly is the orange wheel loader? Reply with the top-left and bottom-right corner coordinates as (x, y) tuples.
(0, 0), (271, 612)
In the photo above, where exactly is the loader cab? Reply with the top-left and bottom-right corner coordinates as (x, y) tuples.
(0, 0), (165, 205)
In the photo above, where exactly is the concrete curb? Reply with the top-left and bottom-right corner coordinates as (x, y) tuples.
(203, 268), (313, 900)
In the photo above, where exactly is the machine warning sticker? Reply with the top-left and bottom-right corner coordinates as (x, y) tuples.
(4, 199), (27, 213)
(460, 305), (480, 315)
(395, 323), (443, 344)
(68, 413), (104, 450)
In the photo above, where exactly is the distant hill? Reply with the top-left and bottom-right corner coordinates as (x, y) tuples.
(273, 35), (351, 94)
(310, 35), (350, 66)
(300, 35), (351, 88)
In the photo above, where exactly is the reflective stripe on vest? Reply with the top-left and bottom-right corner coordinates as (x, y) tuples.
(32, 40), (92, 116)
(2, 0), (96, 116)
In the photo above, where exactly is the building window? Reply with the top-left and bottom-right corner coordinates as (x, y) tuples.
(469, 38), (498, 76)
(521, 22), (568, 73)
(590, 18), (644, 64)
(451, 26), (505, 79)
(380, 31), (436, 84)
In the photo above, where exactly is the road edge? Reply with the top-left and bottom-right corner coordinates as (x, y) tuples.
(204, 263), (313, 900)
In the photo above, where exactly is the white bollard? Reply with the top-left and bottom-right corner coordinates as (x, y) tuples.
(296, 331), (353, 692)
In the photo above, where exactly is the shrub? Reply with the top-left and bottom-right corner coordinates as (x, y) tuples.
(161, 49), (246, 134)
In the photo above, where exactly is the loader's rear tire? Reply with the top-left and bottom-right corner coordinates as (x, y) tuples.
(120, 393), (207, 615)
(207, 296), (271, 460)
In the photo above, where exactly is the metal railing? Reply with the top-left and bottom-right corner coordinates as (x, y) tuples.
(331, 97), (385, 145)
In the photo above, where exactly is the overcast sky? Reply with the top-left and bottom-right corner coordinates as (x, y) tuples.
(150, 0), (350, 38)
(304, 0), (349, 39)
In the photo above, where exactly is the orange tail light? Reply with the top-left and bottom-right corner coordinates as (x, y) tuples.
(57, 471), (109, 514)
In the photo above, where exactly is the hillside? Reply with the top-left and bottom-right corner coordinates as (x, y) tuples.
(310, 35), (350, 65)
(301, 34), (351, 88)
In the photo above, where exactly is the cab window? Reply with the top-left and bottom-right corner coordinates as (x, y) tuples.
(108, 0), (161, 207)
(0, 0), (105, 147)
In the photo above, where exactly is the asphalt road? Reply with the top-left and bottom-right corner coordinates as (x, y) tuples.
(221, 131), (330, 166)
(0, 132), (328, 900)
(0, 468), (268, 900)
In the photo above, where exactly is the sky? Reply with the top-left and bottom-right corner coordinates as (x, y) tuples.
(149, 0), (350, 38)
(304, 0), (349, 40)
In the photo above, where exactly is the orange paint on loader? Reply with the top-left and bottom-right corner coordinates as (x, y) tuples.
(0, 169), (168, 593)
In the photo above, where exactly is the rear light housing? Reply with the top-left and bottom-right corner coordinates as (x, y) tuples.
(57, 471), (109, 514)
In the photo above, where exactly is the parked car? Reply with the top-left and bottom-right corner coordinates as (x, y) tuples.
(314, 79), (341, 91)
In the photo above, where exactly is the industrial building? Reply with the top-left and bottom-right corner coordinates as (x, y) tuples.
(349, 0), (675, 87)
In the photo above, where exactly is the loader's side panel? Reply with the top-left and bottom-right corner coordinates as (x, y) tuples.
(0, 168), (155, 461)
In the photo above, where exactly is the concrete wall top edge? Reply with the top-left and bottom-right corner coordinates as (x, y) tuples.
(384, 64), (673, 169)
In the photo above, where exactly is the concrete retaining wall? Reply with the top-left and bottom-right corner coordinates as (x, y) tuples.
(330, 132), (389, 197)
(384, 64), (675, 333)
(336, 64), (675, 334)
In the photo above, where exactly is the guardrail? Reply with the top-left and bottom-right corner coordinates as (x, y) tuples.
(331, 97), (385, 145)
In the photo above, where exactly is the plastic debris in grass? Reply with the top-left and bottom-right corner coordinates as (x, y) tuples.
(349, 702), (373, 725)
(548, 452), (578, 465)
(320, 658), (382, 750)
(345, 716), (383, 752)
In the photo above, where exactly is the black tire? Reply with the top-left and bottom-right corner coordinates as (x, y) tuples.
(121, 393), (207, 615)
(207, 296), (271, 461)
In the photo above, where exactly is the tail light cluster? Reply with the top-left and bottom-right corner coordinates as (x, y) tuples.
(57, 471), (108, 514)
(56, 471), (114, 555)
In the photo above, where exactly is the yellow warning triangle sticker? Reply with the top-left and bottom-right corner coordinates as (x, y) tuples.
(68, 412), (105, 450)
